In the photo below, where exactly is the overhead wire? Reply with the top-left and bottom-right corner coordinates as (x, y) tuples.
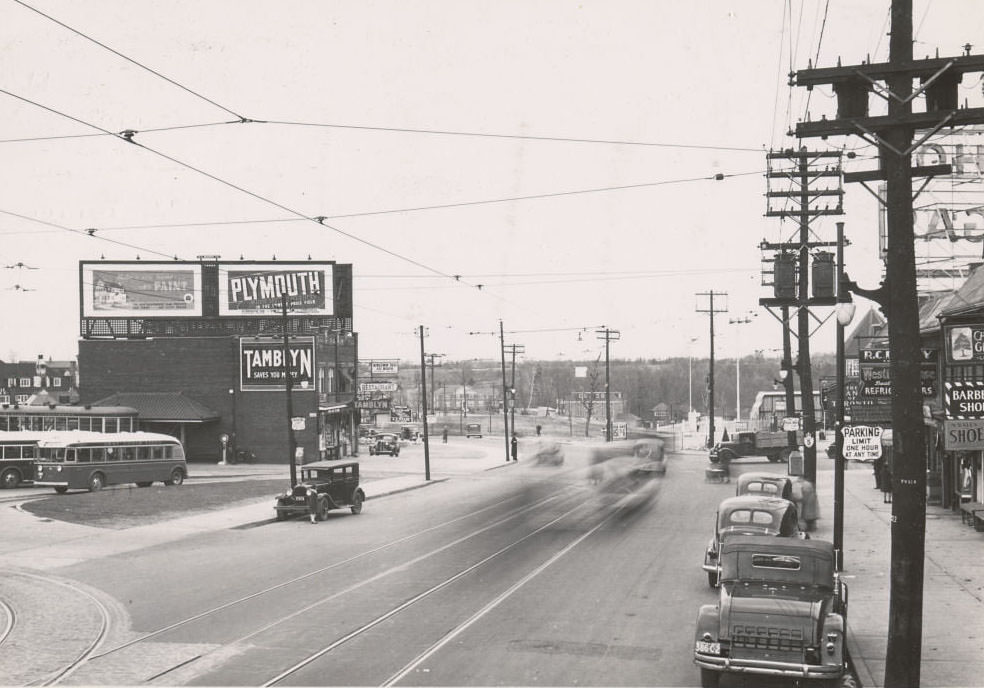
(11, 0), (246, 121)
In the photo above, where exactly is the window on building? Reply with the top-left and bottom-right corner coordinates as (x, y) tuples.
(19, 378), (30, 388)
(52, 378), (62, 388)
(6, 378), (16, 388)
(15, 395), (29, 404)
(0, 395), (8, 405)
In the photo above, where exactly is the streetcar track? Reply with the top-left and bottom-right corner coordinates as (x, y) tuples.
(0, 596), (15, 649)
(87, 484), (580, 667)
(8, 570), (112, 686)
(382, 501), (623, 686)
(263, 493), (601, 686)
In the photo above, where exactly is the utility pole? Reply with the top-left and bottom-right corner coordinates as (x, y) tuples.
(505, 342), (525, 437)
(499, 321), (510, 462)
(418, 326), (430, 481)
(281, 294), (297, 487)
(696, 291), (727, 448)
(729, 314), (755, 422)
(762, 148), (844, 484)
(793, 3), (984, 683)
(423, 353), (443, 420)
(596, 328), (620, 441)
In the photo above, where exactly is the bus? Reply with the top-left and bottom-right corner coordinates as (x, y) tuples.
(33, 431), (187, 493)
(0, 431), (39, 488)
(0, 404), (139, 433)
(748, 391), (824, 432)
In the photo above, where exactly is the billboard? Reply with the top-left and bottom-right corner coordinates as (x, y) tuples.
(81, 262), (203, 318)
(240, 337), (316, 391)
(218, 263), (334, 317)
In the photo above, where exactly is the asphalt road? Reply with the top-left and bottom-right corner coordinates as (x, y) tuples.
(8, 449), (808, 687)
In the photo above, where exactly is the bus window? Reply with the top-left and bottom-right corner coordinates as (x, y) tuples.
(137, 446), (150, 460)
(23, 445), (35, 459)
(76, 448), (90, 463)
(105, 418), (119, 433)
(121, 446), (135, 461)
(152, 446), (164, 460)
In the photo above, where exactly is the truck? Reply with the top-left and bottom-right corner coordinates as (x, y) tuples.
(709, 430), (798, 464)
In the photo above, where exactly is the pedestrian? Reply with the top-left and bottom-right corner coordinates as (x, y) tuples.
(873, 455), (885, 490)
(306, 485), (319, 524)
(511, 433), (518, 462)
(880, 461), (893, 503)
(442, 426), (448, 444)
(536, 424), (542, 436)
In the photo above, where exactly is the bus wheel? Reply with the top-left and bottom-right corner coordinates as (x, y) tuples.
(166, 469), (185, 486)
(135, 481), (153, 488)
(1, 469), (21, 489)
(88, 473), (105, 492)
(54, 486), (68, 494)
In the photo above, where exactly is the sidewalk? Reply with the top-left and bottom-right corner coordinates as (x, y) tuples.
(810, 460), (984, 688)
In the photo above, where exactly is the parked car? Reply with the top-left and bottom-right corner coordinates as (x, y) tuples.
(274, 460), (366, 520)
(702, 495), (806, 587)
(368, 433), (401, 456)
(694, 535), (847, 688)
(734, 471), (793, 500)
(465, 422), (483, 438)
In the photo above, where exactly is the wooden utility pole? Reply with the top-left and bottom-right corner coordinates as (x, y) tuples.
(596, 328), (621, 441)
(281, 294), (297, 487)
(696, 292), (727, 448)
(418, 326), (430, 481)
(499, 321), (510, 462)
(794, 2), (984, 682)
(761, 148), (843, 483)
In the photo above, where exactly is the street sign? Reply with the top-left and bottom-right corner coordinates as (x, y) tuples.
(291, 417), (305, 431)
(612, 422), (627, 440)
(842, 425), (883, 461)
(782, 416), (800, 432)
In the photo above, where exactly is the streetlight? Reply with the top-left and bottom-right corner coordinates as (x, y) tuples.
(729, 312), (757, 425)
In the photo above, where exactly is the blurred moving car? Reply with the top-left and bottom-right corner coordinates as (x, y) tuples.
(531, 441), (564, 466)
(694, 535), (847, 688)
(368, 433), (401, 456)
(465, 422), (483, 438)
(734, 472), (793, 500)
(702, 495), (807, 587)
(274, 460), (366, 520)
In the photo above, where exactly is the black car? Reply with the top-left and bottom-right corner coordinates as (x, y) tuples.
(368, 433), (401, 456)
(274, 460), (366, 520)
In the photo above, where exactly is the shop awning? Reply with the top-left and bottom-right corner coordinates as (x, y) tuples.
(92, 392), (220, 423)
(320, 403), (350, 415)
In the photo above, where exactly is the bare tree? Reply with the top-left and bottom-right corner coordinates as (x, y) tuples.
(579, 355), (603, 437)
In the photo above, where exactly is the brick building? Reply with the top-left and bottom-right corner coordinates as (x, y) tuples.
(77, 258), (356, 464)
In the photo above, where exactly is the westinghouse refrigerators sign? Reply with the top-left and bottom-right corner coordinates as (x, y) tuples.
(240, 338), (315, 390)
(219, 264), (333, 316)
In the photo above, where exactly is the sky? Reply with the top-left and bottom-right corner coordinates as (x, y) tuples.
(2, 1), (983, 365)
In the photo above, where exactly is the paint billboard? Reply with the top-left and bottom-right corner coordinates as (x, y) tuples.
(81, 262), (203, 318)
(219, 263), (333, 317)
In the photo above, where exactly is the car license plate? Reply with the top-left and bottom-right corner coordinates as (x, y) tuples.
(695, 641), (720, 655)
(292, 497), (306, 503)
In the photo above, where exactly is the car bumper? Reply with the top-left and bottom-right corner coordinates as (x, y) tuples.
(694, 653), (843, 680)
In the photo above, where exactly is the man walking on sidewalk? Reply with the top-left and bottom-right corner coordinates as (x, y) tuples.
(511, 434), (518, 461)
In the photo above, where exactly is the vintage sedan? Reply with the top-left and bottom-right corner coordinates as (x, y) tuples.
(702, 495), (806, 587)
(694, 535), (847, 688)
(368, 433), (401, 456)
(274, 460), (366, 520)
(734, 471), (794, 500)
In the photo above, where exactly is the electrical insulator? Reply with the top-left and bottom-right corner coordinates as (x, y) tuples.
(774, 253), (797, 300)
(812, 252), (835, 298)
